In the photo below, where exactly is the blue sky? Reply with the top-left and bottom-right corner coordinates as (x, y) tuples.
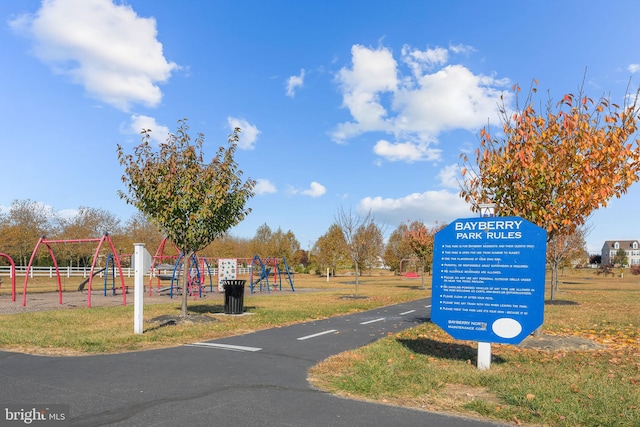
(2, 0), (640, 254)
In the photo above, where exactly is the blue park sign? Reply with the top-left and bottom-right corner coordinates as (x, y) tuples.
(431, 216), (547, 344)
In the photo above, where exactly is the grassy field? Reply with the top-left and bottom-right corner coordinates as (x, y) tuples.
(309, 269), (640, 426)
(1, 270), (639, 426)
(0, 272), (425, 354)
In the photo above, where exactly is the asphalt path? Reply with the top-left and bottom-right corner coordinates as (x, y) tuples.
(0, 297), (507, 426)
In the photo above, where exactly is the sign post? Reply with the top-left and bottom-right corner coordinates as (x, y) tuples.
(133, 243), (151, 335)
(431, 216), (547, 369)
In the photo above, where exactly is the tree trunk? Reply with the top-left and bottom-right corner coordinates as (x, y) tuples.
(550, 262), (558, 302)
(181, 251), (193, 318)
(354, 261), (360, 296)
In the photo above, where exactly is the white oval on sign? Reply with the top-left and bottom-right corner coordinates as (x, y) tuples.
(492, 318), (523, 339)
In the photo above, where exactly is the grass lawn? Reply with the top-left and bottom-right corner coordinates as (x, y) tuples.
(309, 269), (640, 426)
(1, 270), (638, 426)
(0, 272), (425, 354)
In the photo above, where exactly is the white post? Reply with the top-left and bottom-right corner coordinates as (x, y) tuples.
(477, 203), (495, 370)
(477, 342), (491, 370)
(134, 243), (145, 335)
(326, 267), (330, 282)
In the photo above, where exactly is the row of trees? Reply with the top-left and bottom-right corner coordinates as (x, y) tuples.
(0, 199), (304, 268)
(0, 198), (459, 279)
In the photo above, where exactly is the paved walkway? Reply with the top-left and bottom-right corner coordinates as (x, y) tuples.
(0, 298), (506, 426)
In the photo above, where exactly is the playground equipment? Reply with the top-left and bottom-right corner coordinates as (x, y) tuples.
(217, 258), (239, 292)
(399, 258), (422, 278)
(96, 253), (120, 296)
(77, 253), (118, 295)
(149, 237), (215, 298)
(157, 252), (215, 298)
(148, 237), (181, 295)
(249, 255), (294, 293)
(0, 253), (16, 302)
(21, 234), (126, 307)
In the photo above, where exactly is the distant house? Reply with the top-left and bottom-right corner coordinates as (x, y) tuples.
(601, 240), (640, 266)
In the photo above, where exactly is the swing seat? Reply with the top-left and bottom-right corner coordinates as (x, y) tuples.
(404, 272), (419, 278)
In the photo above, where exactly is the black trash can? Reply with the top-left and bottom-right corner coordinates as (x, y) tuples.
(222, 280), (246, 314)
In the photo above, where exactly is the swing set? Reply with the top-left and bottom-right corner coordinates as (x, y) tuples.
(0, 252), (16, 302)
(21, 234), (126, 307)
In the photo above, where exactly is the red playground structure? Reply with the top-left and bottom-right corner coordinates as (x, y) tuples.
(21, 234), (126, 308)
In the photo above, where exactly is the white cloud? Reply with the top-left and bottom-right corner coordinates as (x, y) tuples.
(448, 43), (476, 55)
(301, 181), (326, 198)
(628, 64), (640, 74)
(333, 43), (510, 163)
(401, 45), (448, 78)
(127, 115), (170, 145)
(57, 208), (79, 220)
(438, 164), (463, 189)
(0, 202), (78, 221)
(373, 139), (441, 162)
(286, 69), (305, 97)
(393, 65), (507, 136)
(358, 190), (472, 228)
(254, 179), (277, 195)
(227, 117), (260, 150)
(333, 44), (399, 140)
(9, 0), (178, 111)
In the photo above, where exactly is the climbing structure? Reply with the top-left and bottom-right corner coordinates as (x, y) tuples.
(249, 255), (294, 293)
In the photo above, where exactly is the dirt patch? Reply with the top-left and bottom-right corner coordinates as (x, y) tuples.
(518, 334), (604, 351)
(148, 313), (218, 326)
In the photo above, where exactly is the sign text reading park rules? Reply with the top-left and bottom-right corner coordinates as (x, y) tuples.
(431, 217), (547, 345)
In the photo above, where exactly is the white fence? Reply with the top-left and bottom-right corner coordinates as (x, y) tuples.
(0, 265), (253, 278)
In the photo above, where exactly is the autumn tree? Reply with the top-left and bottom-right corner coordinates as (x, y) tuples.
(117, 212), (166, 266)
(55, 207), (121, 267)
(334, 207), (375, 295)
(268, 227), (301, 264)
(405, 221), (446, 288)
(384, 223), (413, 274)
(249, 224), (301, 270)
(312, 224), (348, 277)
(250, 223), (274, 257)
(202, 234), (252, 259)
(460, 80), (640, 297)
(117, 119), (255, 317)
(356, 222), (384, 274)
(546, 226), (589, 300)
(0, 199), (54, 265)
(294, 249), (309, 269)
